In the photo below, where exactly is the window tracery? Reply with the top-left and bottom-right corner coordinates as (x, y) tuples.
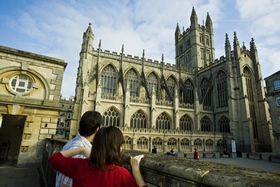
(179, 114), (192, 131)
(219, 116), (230, 132)
(152, 137), (163, 149)
(217, 71), (228, 107)
(156, 113), (171, 130)
(182, 80), (194, 104)
(165, 76), (176, 101)
(130, 110), (147, 129)
(101, 65), (117, 95)
(201, 116), (211, 132)
(102, 108), (120, 127)
(167, 138), (177, 149)
(180, 138), (190, 150)
(194, 139), (202, 149)
(147, 72), (159, 99)
(244, 67), (258, 139)
(137, 137), (148, 150)
(125, 69), (138, 98)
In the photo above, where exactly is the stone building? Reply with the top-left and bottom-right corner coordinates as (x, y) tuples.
(0, 45), (66, 166)
(56, 97), (75, 139)
(265, 71), (280, 155)
(71, 8), (274, 153)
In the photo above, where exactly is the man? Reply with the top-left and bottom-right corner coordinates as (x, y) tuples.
(152, 146), (157, 154)
(56, 111), (102, 187)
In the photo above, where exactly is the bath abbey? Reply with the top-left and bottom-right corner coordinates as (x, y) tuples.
(70, 7), (274, 153)
(0, 7), (275, 166)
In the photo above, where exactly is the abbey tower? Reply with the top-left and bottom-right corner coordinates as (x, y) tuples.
(71, 8), (274, 153)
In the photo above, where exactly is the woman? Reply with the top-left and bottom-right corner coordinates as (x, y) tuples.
(48, 126), (146, 187)
(194, 148), (199, 160)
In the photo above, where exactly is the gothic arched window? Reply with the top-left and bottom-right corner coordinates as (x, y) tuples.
(156, 113), (171, 130)
(125, 69), (139, 98)
(206, 139), (213, 149)
(147, 72), (159, 99)
(130, 110), (147, 129)
(201, 78), (213, 109)
(165, 76), (176, 101)
(180, 138), (190, 150)
(194, 139), (202, 149)
(217, 71), (228, 107)
(201, 116), (211, 132)
(219, 116), (230, 132)
(152, 137), (163, 149)
(167, 138), (177, 149)
(101, 65), (117, 95)
(137, 137), (148, 150)
(201, 78), (208, 98)
(102, 108), (120, 127)
(244, 67), (258, 139)
(179, 114), (192, 131)
(123, 136), (132, 149)
(182, 80), (194, 104)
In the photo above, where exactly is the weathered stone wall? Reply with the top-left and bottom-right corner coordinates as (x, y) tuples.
(42, 139), (280, 187)
(0, 45), (67, 166)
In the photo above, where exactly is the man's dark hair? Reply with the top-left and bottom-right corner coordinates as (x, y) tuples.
(89, 126), (124, 171)
(79, 111), (102, 137)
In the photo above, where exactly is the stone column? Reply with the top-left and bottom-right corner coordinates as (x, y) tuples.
(150, 85), (156, 128)
(174, 88), (179, 130)
(177, 138), (181, 152)
(124, 82), (130, 127)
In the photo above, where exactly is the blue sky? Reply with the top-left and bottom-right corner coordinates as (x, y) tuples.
(1, 0), (280, 98)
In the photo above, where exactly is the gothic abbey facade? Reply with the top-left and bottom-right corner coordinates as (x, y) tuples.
(71, 8), (274, 153)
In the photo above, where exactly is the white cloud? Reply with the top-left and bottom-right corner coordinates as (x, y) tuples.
(1, 0), (227, 97)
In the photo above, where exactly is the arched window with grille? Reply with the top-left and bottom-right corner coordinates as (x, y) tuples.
(125, 69), (139, 98)
(102, 108), (120, 127)
(182, 80), (194, 104)
(152, 137), (163, 149)
(147, 72), (159, 99)
(156, 113), (171, 130)
(180, 138), (190, 150)
(165, 76), (176, 101)
(137, 137), (148, 150)
(219, 116), (230, 132)
(179, 114), (192, 131)
(130, 110), (147, 129)
(167, 138), (177, 149)
(101, 65), (117, 95)
(194, 139), (202, 149)
(123, 136), (132, 150)
(217, 71), (228, 107)
(201, 116), (212, 132)
(244, 66), (258, 139)
(206, 139), (213, 149)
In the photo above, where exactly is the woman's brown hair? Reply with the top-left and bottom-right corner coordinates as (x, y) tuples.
(89, 126), (124, 171)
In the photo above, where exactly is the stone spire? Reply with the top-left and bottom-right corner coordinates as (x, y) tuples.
(205, 12), (213, 33)
(225, 33), (231, 62)
(190, 7), (198, 30)
(233, 32), (240, 58)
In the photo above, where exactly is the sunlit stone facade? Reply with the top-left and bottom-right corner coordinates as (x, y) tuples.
(71, 8), (274, 153)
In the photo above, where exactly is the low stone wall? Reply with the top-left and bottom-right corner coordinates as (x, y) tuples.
(122, 150), (280, 187)
(42, 139), (280, 187)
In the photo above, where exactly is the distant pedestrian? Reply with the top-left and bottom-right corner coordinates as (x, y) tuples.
(170, 149), (176, 156)
(152, 146), (157, 154)
(194, 148), (199, 160)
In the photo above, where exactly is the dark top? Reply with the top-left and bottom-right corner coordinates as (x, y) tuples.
(152, 148), (157, 154)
